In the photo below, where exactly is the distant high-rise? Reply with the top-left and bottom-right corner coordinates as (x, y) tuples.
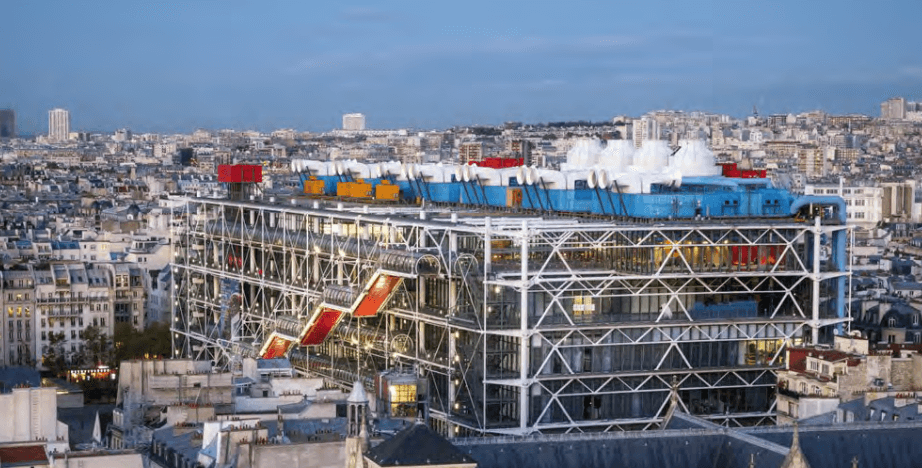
(48, 108), (70, 142)
(880, 97), (907, 120)
(632, 118), (659, 148)
(0, 109), (14, 138)
(342, 113), (366, 131)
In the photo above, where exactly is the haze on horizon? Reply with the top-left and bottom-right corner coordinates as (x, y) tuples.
(3, 0), (922, 134)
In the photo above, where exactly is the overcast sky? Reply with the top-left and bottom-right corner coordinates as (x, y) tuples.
(3, 0), (922, 134)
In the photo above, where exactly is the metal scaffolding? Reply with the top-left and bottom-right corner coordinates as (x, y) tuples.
(172, 197), (848, 436)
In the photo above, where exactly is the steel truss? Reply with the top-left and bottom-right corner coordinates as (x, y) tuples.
(173, 198), (848, 436)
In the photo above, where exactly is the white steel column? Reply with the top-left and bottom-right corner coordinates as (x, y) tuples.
(520, 220), (530, 433)
(812, 216), (821, 344)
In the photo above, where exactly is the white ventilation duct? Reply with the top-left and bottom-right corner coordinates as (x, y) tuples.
(587, 167), (604, 189)
(639, 168), (683, 193)
(672, 139), (722, 177)
(564, 170), (596, 190)
(565, 138), (604, 168)
(293, 159), (333, 176)
(339, 161), (372, 179)
(632, 140), (671, 172)
(604, 171), (642, 194)
(376, 161), (404, 179)
(497, 167), (521, 186)
(515, 166), (531, 186)
(415, 163), (457, 183)
(455, 164), (471, 183)
(465, 166), (511, 186)
(526, 168), (566, 189)
(599, 140), (636, 172)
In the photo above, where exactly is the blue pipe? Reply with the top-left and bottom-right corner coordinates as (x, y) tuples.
(789, 195), (847, 224)
(790, 195), (848, 337)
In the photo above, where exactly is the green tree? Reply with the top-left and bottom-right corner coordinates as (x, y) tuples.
(113, 321), (172, 362)
(44, 331), (67, 376)
(79, 325), (112, 367)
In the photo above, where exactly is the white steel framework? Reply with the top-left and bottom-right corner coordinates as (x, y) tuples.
(172, 197), (848, 436)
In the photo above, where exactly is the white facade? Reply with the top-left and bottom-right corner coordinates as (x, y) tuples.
(632, 118), (659, 148)
(0, 386), (69, 448)
(805, 180), (919, 229)
(342, 113), (366, 131)
(48, 108), (70, 142)
(805, 184), (882, 229)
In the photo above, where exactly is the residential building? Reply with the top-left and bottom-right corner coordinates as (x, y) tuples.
(48, 109), (70, 143)
(0, 109), (14, 138)
(343, 113), (366, 131)
(0, 386), (69, 450)
(632, 118), (659, 148)
(881, 97), (907, 120)
(1, 269), (36, 366)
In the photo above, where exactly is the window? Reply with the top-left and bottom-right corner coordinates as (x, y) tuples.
(889, 318), (897, 327)
(914, 315), (919, 326)
(800, 383), (807, 394)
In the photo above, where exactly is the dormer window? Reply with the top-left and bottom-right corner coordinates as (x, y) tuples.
(888, 318), (897, 327)
(914, 315), (920, 326)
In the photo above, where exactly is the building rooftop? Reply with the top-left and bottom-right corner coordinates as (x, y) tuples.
(0, 445), (49, 467)
(366, 422), (476, 467)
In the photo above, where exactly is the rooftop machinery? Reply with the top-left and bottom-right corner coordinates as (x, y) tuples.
(172, 141), (849, 437)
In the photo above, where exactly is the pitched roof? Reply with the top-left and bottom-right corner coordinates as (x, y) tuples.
(0, 445), (49, 467)
(366, 422), (476, 466)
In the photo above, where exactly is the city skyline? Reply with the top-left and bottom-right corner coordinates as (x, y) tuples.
(3, 1), (922, 134)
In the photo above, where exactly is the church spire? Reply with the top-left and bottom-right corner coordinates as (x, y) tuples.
(779, 422), (812, 468)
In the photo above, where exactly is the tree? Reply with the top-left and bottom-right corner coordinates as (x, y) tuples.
(79, 325), (112, 367)
(113, 321), (172, 363)
(44, 331), (67, 376)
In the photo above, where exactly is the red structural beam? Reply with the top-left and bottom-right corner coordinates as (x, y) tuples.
(354, 274), (402, 317)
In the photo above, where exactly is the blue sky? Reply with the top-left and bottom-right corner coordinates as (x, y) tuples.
(3, 0), (922, 134)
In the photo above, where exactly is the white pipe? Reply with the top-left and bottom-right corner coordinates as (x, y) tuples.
(466, 166), (505, 185)
(527, 168), (566, 189)
(416, 164), (456, 183)
(376, 161), (403, 179)
(291, 159), (333, 176)
(497, 167), (521, 186)
(563, 170), (595, 190)
(640, 169), (683, 193)
(341, 161), (372, 179)
(515, 166), (530, 186)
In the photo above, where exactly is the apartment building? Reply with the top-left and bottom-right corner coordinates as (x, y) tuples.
(1, 269), (36, 366)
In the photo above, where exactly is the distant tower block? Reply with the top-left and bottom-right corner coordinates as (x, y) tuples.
(343, 113), (366, 131)
(0, 110), (14, 138)
(48, 108), (70, 142)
